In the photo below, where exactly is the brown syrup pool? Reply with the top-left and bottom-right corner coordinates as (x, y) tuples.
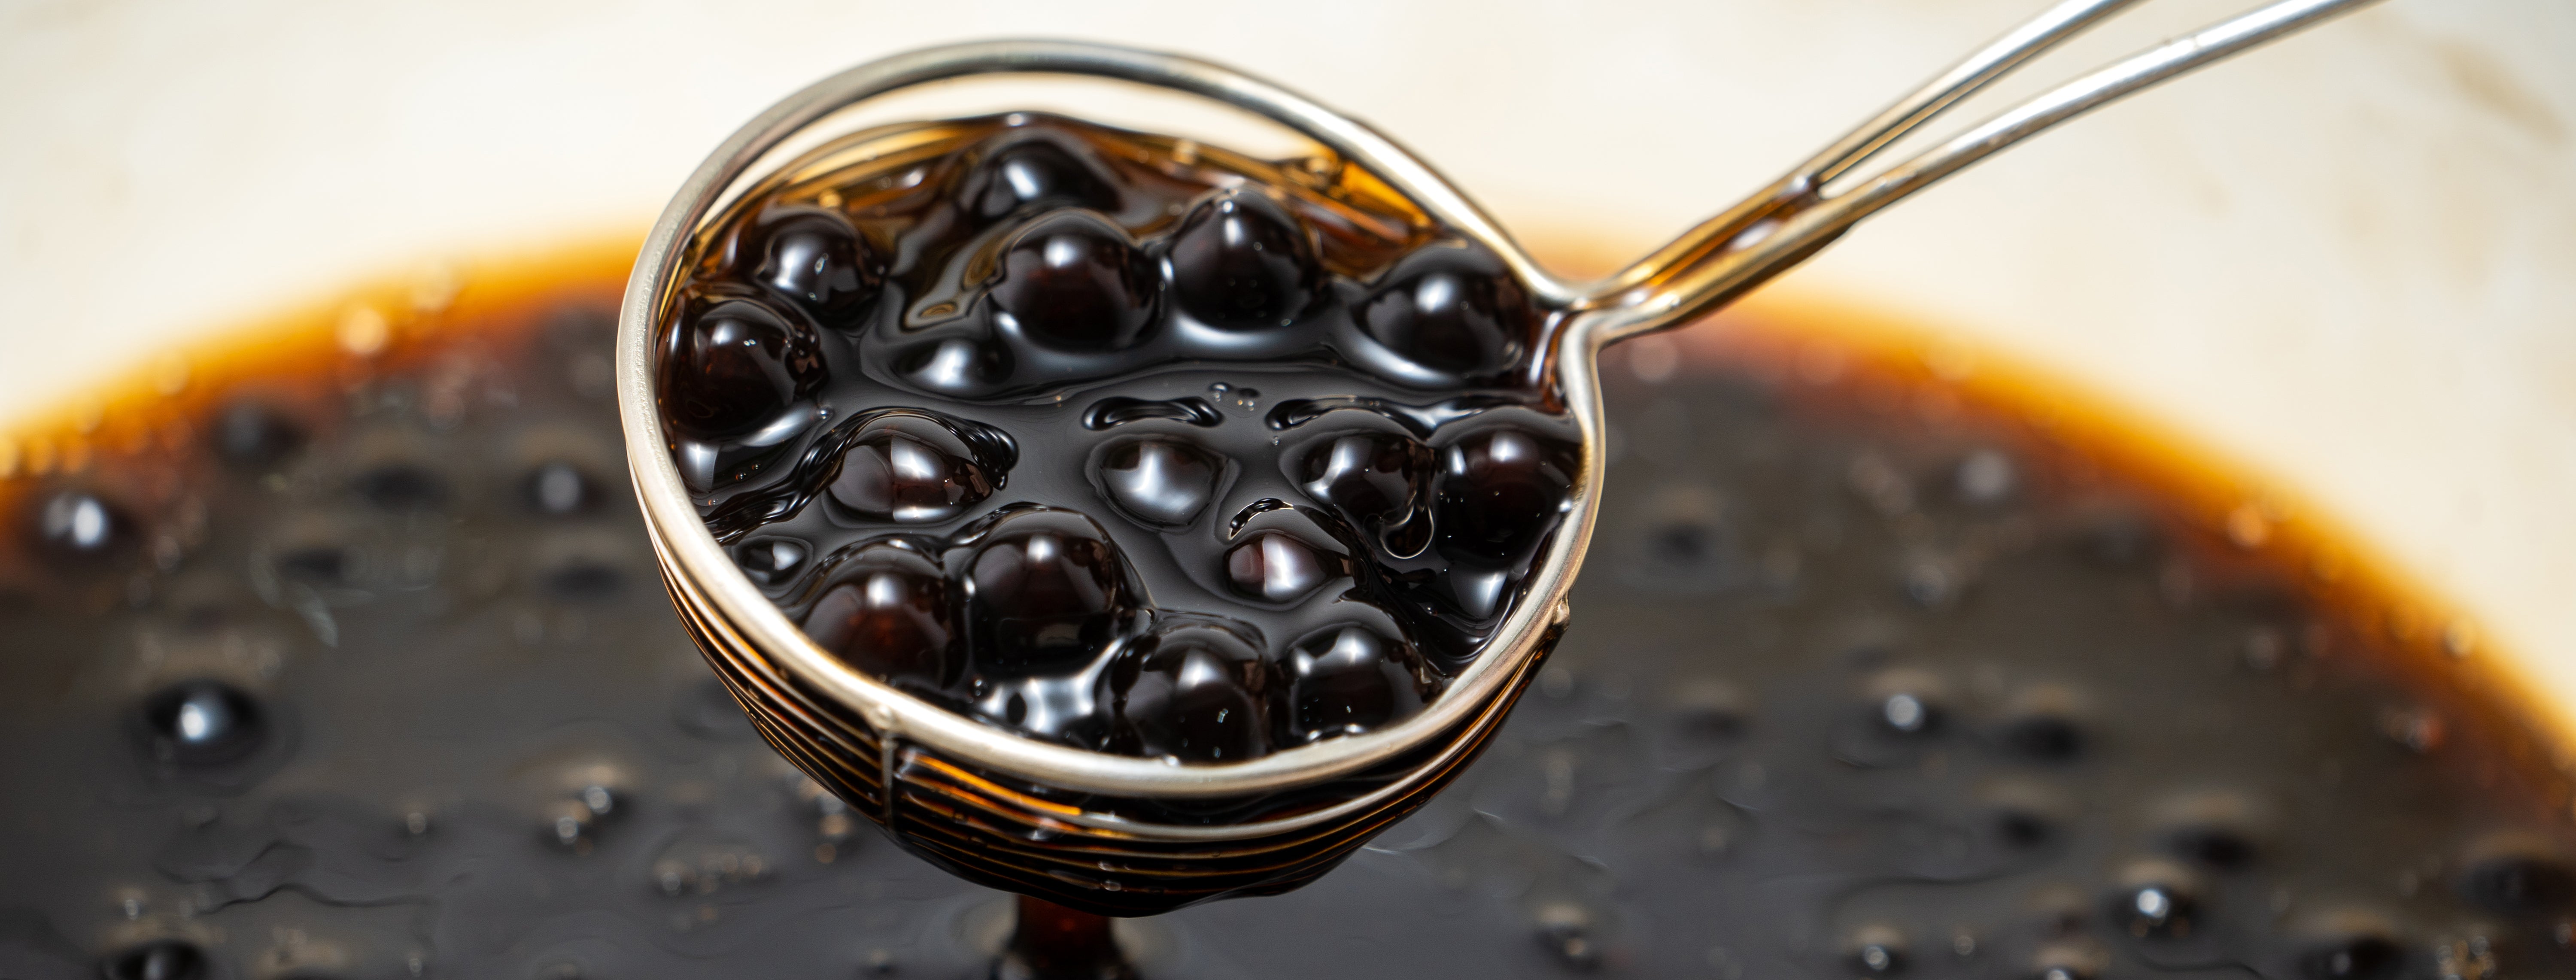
(2, 246), (2572, 979)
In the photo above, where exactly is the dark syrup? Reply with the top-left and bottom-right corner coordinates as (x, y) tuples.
(656, 115), (1576, 760)
(0, 249), (2571, 978)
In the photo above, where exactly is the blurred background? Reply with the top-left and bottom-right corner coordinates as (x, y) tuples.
(2, 0), (2570, 717)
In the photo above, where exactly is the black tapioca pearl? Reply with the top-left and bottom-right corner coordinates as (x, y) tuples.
(957, 133), (1121, 221)
(2108, 862), (2203, 940)
(213, 399), (304, 468)
(802, 542), (955, 686)
(989, 211), (1158, 353)
(524, 460), (601, 516)
(1357, 243), (1532, 379)
(826, 414), (999, 525)
(897, 336), (1013, 396)
(657, 293), (825, 441)
(1092, 437), (1221, 528)
(2458, 838), (2576, 914)
(1224, 531), (1335, 604)
(1297, 431), (1431, 555)
(737, 205), (881, 322)
(33, 489), (128, 562)
(1432, 426), (1574, 565)
(1110, 620), (1273, 762)
(103, 939), (211, 980)
(1285, 623), (1425, 741)
(963, 510), (1131, 674)
(733, 537), (808, 587)
(1169, 188), (1318, 330)
(139, 680), (266, 767)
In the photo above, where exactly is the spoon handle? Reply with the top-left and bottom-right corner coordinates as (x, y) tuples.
(1585, 0), (2384, 343)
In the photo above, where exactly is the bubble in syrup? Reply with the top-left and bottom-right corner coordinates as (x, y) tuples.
(36, 490), (124, 558)
(140, 680), (266, 767)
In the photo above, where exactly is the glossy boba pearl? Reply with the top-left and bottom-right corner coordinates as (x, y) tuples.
(1434, 427), (1572, 564)
(659, 295), (824, 440)
(1113, 622), (1272, 762)
(1095, 438), (1220, 527)
(1299, 432), (1429, 546)
(828, 414), (997, 524)
(140, 680), (266, 767)
(959, 135), (1120, 221)
(105, 939), (210, 980)
(1285, 623), (1424, 740)
(990, 212), (1158, 352)
(1357, 245), (1531, 377)
(966, 511), (1129, 673)
(802, 543), (955, 685)
(1169, 189), (1317, 330)
(1225, 531), (1334, 604)
(742, 206), (881, 321)
(2110, 865), (2202, 940)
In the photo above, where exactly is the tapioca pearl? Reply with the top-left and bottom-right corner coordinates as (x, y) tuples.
(34, 489), (128, 561)
(990, 212), (1158, 353)
(2108, 861), (2204, 940)
(1112, 621), (1272, 762)
(827, 414), (998, 524)
(803, 543), (955, 686)
(1284, 623), (1424, 741)
(1433, 426), (1573, 565)
(1224, 531), (1335, 604)
(733, 537), (808, 587)
(1169, 188), (1317, 330)
(965, 510), (1130, 674)
(897, 337), (1012, 395)
(658, 294), (825, 441)
(140, 680), (266, 767)
(957, 135), (1121, 221)
(738, 205), (881, 321)
(1357, 244), (1531, 378)
(213, 399), (304, 468)
(1297, 431), (1429, 548)
(103, 940), (211, 980)
(1094, 437), (1220, 528)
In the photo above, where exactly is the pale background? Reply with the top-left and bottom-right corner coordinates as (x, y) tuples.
(3, 0), (2570, 722)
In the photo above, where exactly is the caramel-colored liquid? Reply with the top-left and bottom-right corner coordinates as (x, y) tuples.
(1, 246), (2570, 979)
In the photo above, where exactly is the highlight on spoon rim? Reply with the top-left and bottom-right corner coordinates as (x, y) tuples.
(618, 39), (1601, 801)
